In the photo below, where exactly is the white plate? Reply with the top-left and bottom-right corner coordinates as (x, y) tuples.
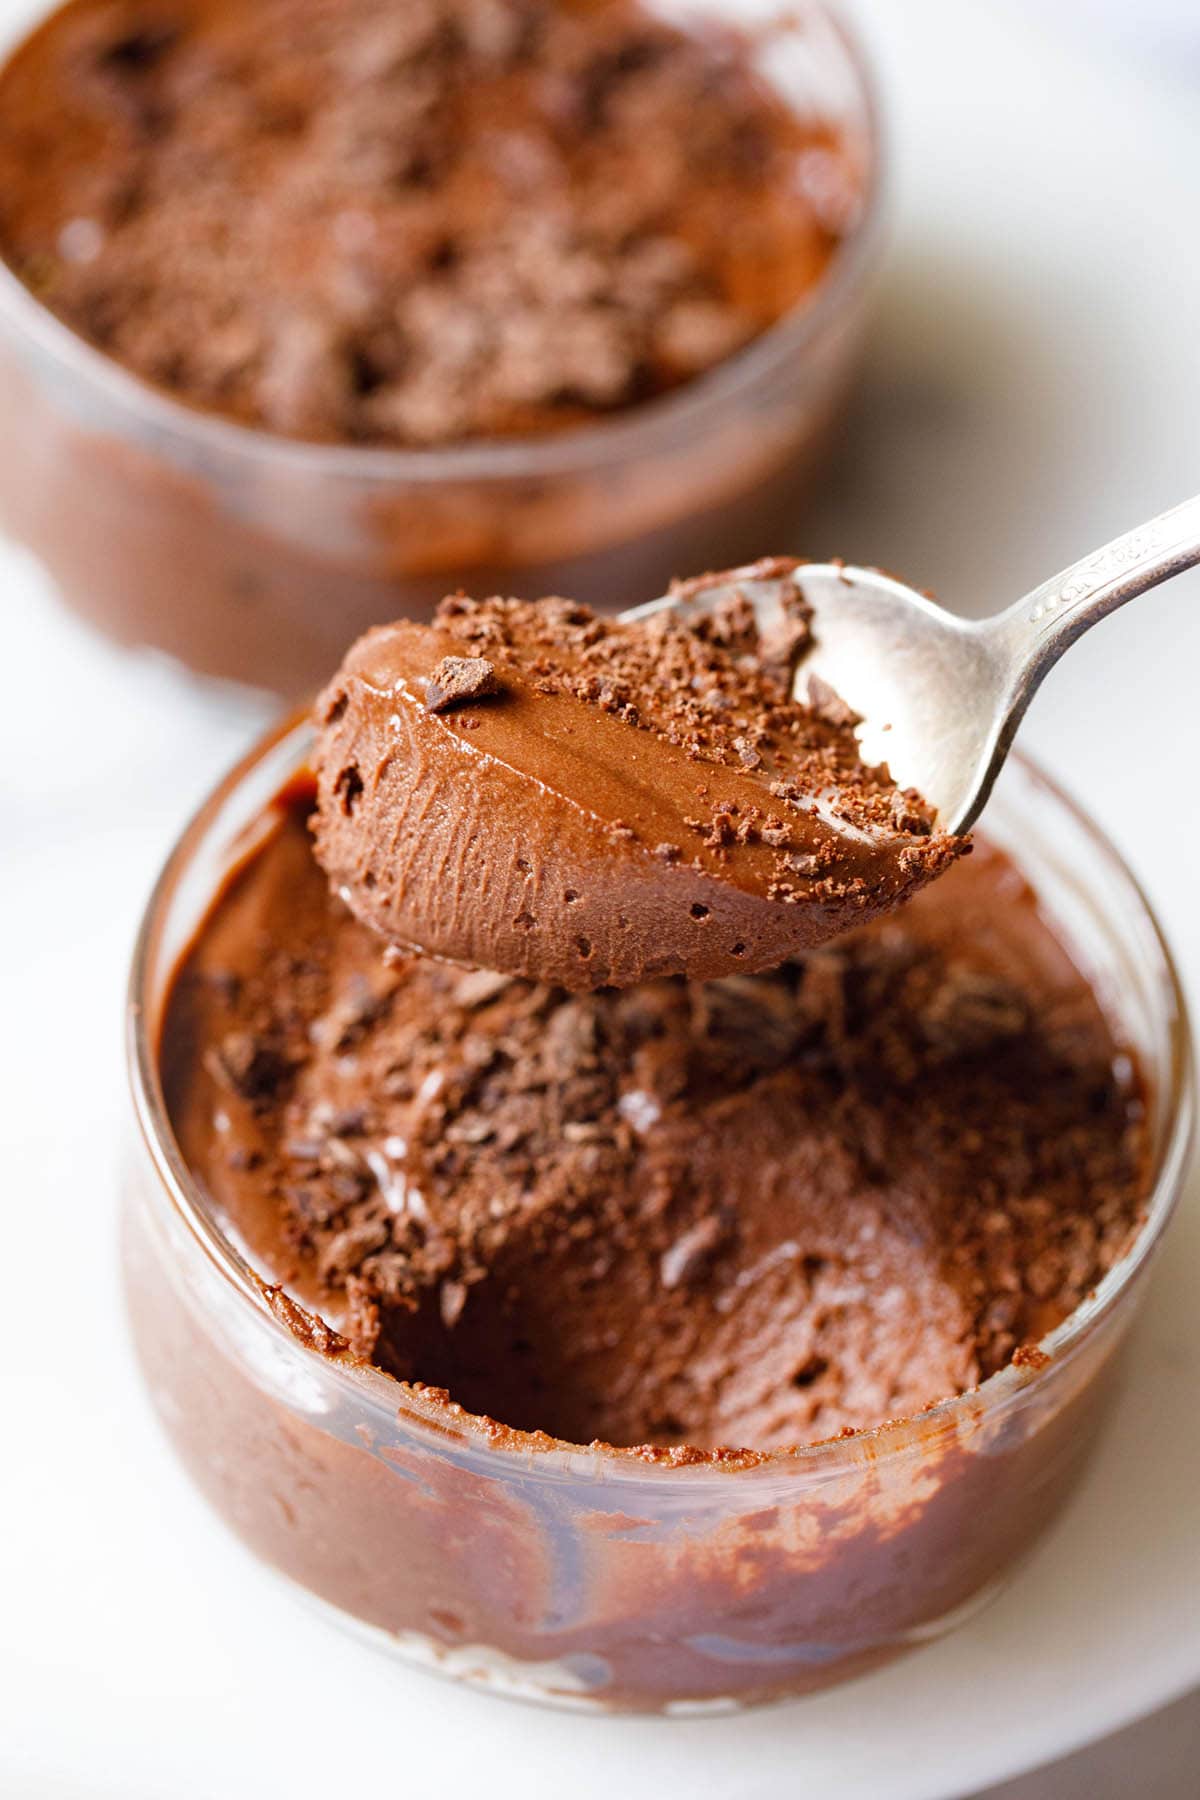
(1, 1), (1198, 1795)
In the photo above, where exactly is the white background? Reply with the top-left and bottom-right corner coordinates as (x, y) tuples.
(2, 1), (1199, 1794)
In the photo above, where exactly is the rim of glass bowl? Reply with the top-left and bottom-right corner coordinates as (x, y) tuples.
(128, 714), (1194, 1484)
(0, 0), (882, 488)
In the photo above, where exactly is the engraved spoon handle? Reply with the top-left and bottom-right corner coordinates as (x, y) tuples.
(989, 491), (1200, 696)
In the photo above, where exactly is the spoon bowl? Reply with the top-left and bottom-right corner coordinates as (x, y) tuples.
(628, 490), (1200, 834)
(629, 563), (1007, 833)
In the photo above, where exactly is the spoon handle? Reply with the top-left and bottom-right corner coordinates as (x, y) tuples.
(992, 491), (1200, 692)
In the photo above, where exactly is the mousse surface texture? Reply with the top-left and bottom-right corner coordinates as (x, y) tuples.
(162, 783), (1147, 1456)
(0, 0), (854, 444)
(312, 570), (965, 988)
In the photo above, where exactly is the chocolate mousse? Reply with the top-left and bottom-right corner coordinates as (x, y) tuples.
(0, 0), (855, 445)
(312, 569), (965, 988)
(161, 778), (1148, 1455)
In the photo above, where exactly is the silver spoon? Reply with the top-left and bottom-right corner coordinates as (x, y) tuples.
(626, 493), (1200, 834)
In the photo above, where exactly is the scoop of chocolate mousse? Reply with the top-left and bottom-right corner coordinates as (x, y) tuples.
(312, 566), (965, 989)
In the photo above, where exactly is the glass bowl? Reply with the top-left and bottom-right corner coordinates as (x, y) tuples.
(0, 0), (881, 696)
(121, 717), (1193, 1712)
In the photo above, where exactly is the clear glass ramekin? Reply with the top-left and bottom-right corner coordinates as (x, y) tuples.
(0, 0), (880, 696)
(122, 719), (1193, 1713)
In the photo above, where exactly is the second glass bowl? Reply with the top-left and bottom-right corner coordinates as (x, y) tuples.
(0, 0), (880, 694)
(122, 723), (1193, 1712)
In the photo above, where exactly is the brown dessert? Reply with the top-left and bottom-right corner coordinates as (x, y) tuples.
(161, 778), (1147, 1455)
(313, 573), (964, 987)
(0, 0), (875, 694)
(0, 0), (854, 445)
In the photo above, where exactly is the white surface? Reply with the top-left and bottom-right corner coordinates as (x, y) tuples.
(2, 1), (1199, 1795)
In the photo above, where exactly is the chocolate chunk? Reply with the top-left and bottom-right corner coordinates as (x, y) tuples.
(330, 979), (396, 1051)
(705, 592), (759, 655)
(439, 1279), (468, 1328)
(326, 1105), (371, 1138)
(692, 975), (808, 1076)
(424, 656), (501, 714)
(209, 1030), (290, 1100)
(318, 1217), (390, 1281)
(660, 1213), (728, 1290)
(704, 812), (737, 849)
(806, 673), (861, 729)
(890, 789), (935, 836)
(541, 998), (600, 1076)
(454, 968), (513, 1007)
(921, 969), (1030, 1057)
(758, 588), (815, 689)
(281, 1135), (325, 1164)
